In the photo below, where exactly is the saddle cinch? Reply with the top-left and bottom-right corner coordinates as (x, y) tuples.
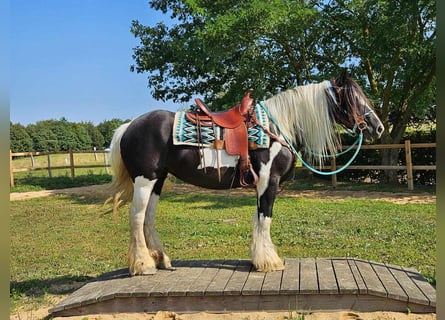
(186, 90), (259, 187)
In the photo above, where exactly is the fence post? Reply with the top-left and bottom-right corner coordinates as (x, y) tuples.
(103, 150), (109, 174)
(10, 150), (14, 187)
(47, 152), (52, 178)
(331, 157), (337, 188)
(69, 149), (75, 178)
(405, 140), (414, 190)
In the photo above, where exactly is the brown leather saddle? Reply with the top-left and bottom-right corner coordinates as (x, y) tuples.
(185, 90), (259, 187)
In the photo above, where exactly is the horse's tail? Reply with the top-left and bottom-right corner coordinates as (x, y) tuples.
(109, 122), (134, 204)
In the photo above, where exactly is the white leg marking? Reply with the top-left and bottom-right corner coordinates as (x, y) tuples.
(128, 176), (157, 275)
(144, 194), (172, 269)
(251, 142), (284, 272)
(256, 142), (282, 197)
(251, 211), (284, 272)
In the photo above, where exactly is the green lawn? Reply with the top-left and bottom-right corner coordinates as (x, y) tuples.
(10, 188), (435, 313)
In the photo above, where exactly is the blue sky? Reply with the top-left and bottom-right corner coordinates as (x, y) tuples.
(10, 0), (183, 125)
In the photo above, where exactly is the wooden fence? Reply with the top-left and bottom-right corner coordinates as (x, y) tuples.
(299, 140), (436, 190)
(10, 141), (436, 190)
(10, 149), (110, 187)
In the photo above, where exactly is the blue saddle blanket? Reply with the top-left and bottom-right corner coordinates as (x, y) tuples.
(173, 103), (270, 148)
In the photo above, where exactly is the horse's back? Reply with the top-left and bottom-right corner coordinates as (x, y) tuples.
(122, 110), (174, 143)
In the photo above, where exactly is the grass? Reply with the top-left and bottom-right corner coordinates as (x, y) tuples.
(10, 188), (436, 314)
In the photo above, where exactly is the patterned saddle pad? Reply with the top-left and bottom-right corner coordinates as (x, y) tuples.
(173, 103), (270, 148)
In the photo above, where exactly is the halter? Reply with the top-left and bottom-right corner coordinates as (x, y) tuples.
(258, 101), (366, 176)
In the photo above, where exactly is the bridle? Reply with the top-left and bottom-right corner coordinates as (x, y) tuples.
(329, 79), (373, 135)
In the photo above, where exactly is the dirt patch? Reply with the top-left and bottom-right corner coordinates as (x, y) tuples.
(10, 183), (436, 205)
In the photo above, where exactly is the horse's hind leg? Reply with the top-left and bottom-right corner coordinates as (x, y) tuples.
(143, 177), (174, 270)
(128, 176), (158, 276)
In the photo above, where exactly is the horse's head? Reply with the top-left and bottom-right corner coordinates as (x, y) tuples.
(329, 74), (384, 142)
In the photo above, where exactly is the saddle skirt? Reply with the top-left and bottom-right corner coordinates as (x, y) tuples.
(172, 103), (270, 149)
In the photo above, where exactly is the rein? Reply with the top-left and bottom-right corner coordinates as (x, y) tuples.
(258, 101), (364, 176)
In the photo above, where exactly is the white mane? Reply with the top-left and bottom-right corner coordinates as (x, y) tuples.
(264, 80), (341, 165)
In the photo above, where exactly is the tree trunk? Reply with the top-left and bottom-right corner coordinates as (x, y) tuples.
(380, 147), (400, 185)
(379, 110), (408, 184)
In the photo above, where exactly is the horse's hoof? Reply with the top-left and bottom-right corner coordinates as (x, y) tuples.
(164, 266), (176, 271)
(142, 267), (157, 275)
(129, 265), (157, 276)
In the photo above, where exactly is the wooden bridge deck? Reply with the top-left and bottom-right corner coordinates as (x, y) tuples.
(49, 258), (436, 317)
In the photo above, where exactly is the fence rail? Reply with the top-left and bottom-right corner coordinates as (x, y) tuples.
(10, 149), (110, 187)
(296, 140), (435, 190)
(10, 140), (436, 190)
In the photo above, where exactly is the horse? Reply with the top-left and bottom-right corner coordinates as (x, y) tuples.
(109, 74), (385, 276)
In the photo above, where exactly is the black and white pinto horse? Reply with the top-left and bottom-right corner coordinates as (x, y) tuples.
(109, 75), (384, 276)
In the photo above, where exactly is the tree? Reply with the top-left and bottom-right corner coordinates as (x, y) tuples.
(83, 122), (105, 149)
(131, 0), (435, 183)
(26, 122), (59, 151)
(97, 118), (128, 148)
(321, 0), (435, 182)
(10, 122), (33, 152)
(131, 0), (335, 109)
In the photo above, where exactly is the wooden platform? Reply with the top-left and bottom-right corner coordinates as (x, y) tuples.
(49, 258), (436, 316)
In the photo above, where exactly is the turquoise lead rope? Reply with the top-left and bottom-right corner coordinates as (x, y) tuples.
(258, 101), (364, 176)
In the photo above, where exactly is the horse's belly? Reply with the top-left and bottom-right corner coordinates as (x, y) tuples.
(168, 148), (241, 189)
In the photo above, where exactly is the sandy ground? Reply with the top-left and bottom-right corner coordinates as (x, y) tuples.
(11, 306), (437, 320)
(10, 184), (436, 320)
(9, 183), (436, 205)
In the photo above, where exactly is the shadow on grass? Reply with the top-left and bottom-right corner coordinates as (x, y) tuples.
(10, 275), (94, 299)
(10, 174), (112, 193)
(161, 191), (256, 210)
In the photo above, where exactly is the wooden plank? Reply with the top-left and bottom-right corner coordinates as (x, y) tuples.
(345, 165), (404, 170)
(205, 260), (239, 296)
(80, 280), (116, 305)
(299, 258), (318, 294)
(405, 140), (414, 190)
(412, 165), (436, 170)
(223, 260), (252, 295)
(261, 269), (283, 295)
(411, 143), (436, 148)
(149, 260), (190, 296)
(401, 267), (436, 307)
(316, 258), (338, 294)
(114, 275), (145, 298)
(353, 259), (386, 297)
(186, 260), (225, 296)
(371, 262), (408, 302)
(242, 269), (266, 295)
(280, 258), (299, 294)
(167, 260), (207, 296)
(389, 265), (431, 306)
(332, 258), (358, 294)
(347, 259), (367, 294)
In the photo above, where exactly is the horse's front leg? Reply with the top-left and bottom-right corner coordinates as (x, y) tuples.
(128, 176), (158, 275)
(143, 178), (174, 270)
(251, 174), (285, 272)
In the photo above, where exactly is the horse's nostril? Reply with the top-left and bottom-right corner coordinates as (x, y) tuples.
(377, 125), (384, 136)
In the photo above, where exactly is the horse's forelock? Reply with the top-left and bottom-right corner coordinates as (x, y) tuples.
(340, 77), (373, 118)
